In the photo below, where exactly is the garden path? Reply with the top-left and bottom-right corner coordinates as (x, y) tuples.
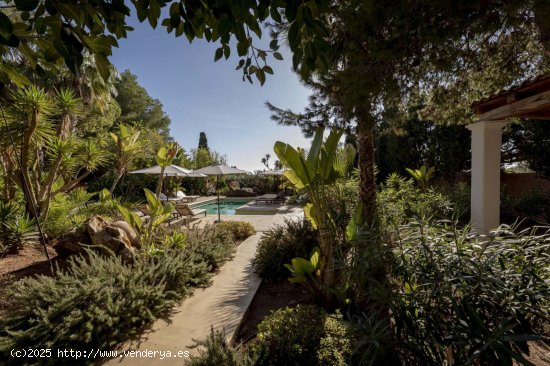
(105, 208), (303, 365)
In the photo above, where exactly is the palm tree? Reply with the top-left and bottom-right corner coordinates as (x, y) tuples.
(261, 153), (271, 170)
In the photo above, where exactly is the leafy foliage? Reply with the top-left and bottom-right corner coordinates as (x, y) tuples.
(501, 188), (550, 225)
(405, 165), (435, 191)
(250, 305), (353, 366)
(0, 223), (238, 363)
(284, 247), (324, 295)
(252, 219), (318, 281)
(0, 201), (37, 256)
(115, 70), (171, 136)
(275, 127), (355, 292)
(359, 221), (550, 366)
(188, 328), (256, 366)
(216, 221), (255, 242)
(116, 188), (174, 247)
(377, 173), (453, 226)
(185, 224), (237, 271)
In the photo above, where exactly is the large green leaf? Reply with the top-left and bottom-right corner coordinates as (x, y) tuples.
(346, 202), (363, 241)
(318, 128), (344, 180)
(274, 141), (315, 189)
(144, 188), (161, 213)
(274, 141), (314, 189)
(306, 127), (323, 171)
(304, 203), (319, 229)
(156, 146), (168, 165)
(116, 204), (143, 230)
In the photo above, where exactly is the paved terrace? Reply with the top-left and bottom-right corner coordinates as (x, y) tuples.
(106, 207), (303, 365)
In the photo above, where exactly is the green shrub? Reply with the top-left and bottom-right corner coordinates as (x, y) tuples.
(0, 201), (37, 256)
(375, 221), (550, 365)
(501, 188), (550, 225)
(188, 328), (256, 366)
(377, 173), (452, 226)
(252, 219), (318, 281)
(216, 221), (256, 241)
(186, 224), (237, 271)
(250, 305), (353, 366)
(0, 224), (238, 365)
(44, 188), (117, 238)
(316, 312), (354, 366)
(326, 178), (359, 242)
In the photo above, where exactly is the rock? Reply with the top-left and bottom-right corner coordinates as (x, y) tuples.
(53, 240), (86, 257)
(110, 221), (140, 248)
(55, 216), (138, 259)
(118, 246), (135, 263)
(90, 230), (127, 254)
(86, 216), (108, 237)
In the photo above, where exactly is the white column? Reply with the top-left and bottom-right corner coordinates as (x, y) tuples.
(466, 120), (508, 234)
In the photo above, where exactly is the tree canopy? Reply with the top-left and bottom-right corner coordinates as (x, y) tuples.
(115, 70), (171, 136)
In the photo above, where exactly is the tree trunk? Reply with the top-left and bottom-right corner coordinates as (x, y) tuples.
(21, 111), (40, 219)
(53, 170), (91, 195)
(59, 114), (73, 139)
(356, 116), (376, 228)
(37, 158), (64, 219)
(155, 167), (167, 197)
(109, 172), (123, 194)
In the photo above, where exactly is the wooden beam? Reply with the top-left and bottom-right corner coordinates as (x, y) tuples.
(477, 90), (550, 121)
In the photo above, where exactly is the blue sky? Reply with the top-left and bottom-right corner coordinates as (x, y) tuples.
(110, 16), (312, 172)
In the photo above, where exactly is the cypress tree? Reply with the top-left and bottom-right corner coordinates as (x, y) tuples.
(198, 132), (209, 150)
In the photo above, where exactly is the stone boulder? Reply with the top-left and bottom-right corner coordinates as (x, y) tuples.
(110, 221), (140, 248)
(53, 216), (137, 260)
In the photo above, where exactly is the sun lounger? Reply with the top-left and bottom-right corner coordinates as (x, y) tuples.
(254, 192), (286, 205)
(173, 190), (200, 202)
(158, 192), (182, 202)
(136, 204), (151, 223)
(174, 203), (207, 224)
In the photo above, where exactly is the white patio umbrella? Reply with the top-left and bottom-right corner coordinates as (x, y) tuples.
(191, 164), (250, 222)
(257, 169), (287, 176)
(129, 165), (205, 200)
(129, 164), (193, 176)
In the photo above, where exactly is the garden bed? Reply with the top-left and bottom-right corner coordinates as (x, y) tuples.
(235, 279), (314, 345)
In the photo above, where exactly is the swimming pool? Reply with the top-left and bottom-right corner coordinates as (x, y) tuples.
(194, 199), (253, 215)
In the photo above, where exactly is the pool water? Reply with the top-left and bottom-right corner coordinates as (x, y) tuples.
(194, 200), (252, 215)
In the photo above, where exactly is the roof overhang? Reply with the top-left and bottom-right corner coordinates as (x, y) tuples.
(471, 75), (550, 121)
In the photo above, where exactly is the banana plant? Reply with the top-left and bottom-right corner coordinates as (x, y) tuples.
(155, 142), (179, 196)
(274, 127), (344, 288)
(406, 165), (435, 191)
(284, 247), (324, 293)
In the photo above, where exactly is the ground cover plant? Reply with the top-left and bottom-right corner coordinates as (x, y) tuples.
(0, 223), (238, 365)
